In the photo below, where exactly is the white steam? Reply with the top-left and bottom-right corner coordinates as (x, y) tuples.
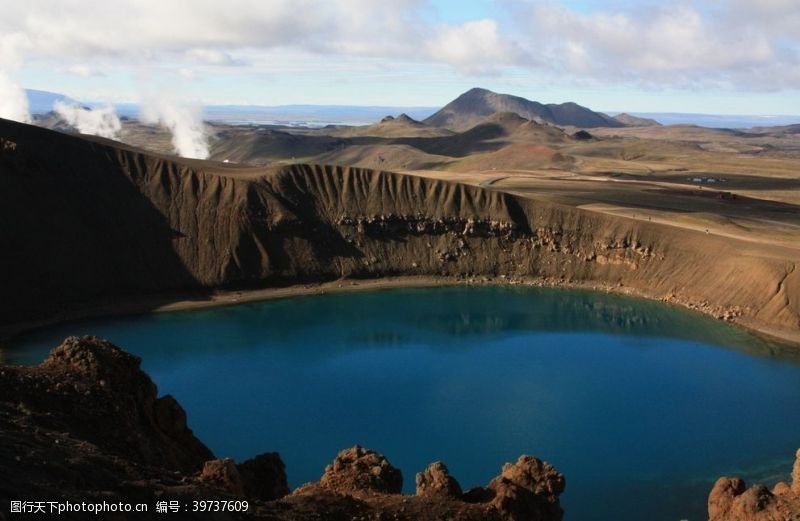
(139, 100), (209, 159)
(53, 101), (121, 139)
(0, 73), (30, 123)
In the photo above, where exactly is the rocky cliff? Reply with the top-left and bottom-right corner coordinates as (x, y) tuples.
(0, 117), (797, 344)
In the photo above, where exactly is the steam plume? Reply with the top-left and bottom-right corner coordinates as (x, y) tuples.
(139, 100), (209, 159)
(0, 73), (31, 123)
(53, 101), (121, 139)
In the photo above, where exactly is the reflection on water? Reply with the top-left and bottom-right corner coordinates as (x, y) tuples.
(4, 286), (793, 365)
(4, 286), (800, 521)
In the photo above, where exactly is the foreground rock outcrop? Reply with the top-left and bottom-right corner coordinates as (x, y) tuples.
(295, 446), (564, 521)
(0, 117), (797, 344)
(318, 445), (403, 494)
(416, 461), (463, 497)
(0, 336), (565, 520)
(708, 449), (800, 520)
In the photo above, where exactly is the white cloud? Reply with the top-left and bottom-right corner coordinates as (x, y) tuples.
(64, 64), (105, 77)
(426, 19), (526, 75)
(515, 1), (799, 90)
(0, 0), (797, 111)
(186, 49), (246, 66)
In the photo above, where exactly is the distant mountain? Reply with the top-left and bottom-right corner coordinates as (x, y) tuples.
(25, 89), (78, 114)
(203, 104), (438, 126)
(328, 113), (453, 138)
(424, 88), (623, 131)
(623, 113), (800, 129)
(613, 113), (661, 127)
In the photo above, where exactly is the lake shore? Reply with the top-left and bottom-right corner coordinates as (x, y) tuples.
(3, 274), (799, 352)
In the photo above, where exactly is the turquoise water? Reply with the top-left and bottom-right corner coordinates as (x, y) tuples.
(5, 287), (800, 521)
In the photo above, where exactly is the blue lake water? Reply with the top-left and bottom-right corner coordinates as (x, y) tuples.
(5, 286), (800, 521)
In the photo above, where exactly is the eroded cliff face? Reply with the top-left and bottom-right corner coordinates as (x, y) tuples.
(0, 117), (797, 342)
(0, 336), (565, 521)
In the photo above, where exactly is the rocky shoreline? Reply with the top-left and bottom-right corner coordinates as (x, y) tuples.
(0, 336), (566, 520)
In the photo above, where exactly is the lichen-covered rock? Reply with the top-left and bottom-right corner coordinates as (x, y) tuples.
(415, 461), (463, 498)
(319, 445), (403, 494)
(487, 455), (565, 521)
(199, 458), (245, 496)
(238, 452), (290, 500)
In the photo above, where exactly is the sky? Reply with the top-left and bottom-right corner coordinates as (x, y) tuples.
(1, 0), (799, 115)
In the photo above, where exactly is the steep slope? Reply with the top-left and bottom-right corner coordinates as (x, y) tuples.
(424, 88), (623, 131)
(0, 117), (798, 344)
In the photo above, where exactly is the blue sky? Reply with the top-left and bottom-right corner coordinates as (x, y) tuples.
(2, 0), (800, 115)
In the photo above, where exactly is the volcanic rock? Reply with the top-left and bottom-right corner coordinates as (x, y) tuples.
(319, 445), (403, 494)
(708, 449), (800, 520)
(238, 452), (291, 500)
(415, 461), (463, 498)
(199, 458), (245, 496)
(5, 335), (212, 472)
(486, 455), (565, 521)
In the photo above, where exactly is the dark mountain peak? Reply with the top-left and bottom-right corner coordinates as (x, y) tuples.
(462, 87), (492, 96)
(425, 88), (623, 131)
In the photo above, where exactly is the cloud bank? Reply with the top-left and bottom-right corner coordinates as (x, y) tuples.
(0, 0), (797, 115)
(516, 1), (800, 90)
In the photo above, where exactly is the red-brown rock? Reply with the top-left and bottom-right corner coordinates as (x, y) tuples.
(486, 455), (565, 521)
(199, 458), (245, 496)
(238, 452), (290, 501)
(708, 449), (800, 521)
(415, 461), (463, 498)
(319, 445), (403, 494)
